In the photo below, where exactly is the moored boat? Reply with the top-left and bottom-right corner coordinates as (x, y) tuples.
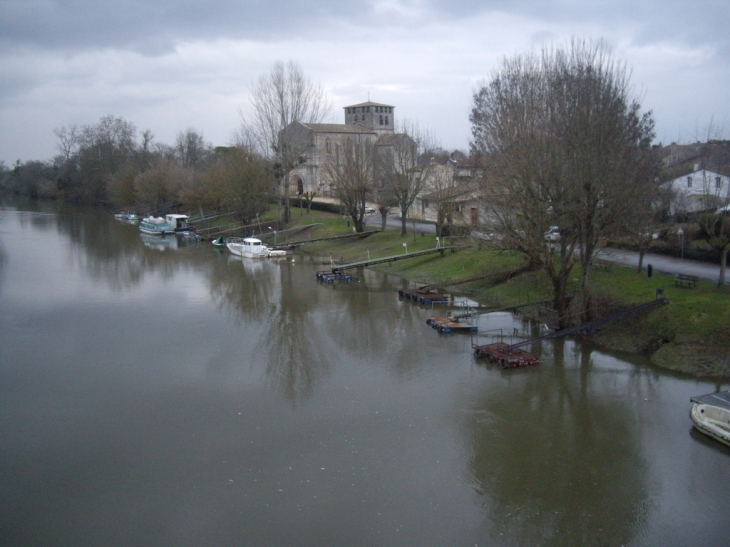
(165, 214), (192, 233)
(226, 237), (286, 258)
(690, 390), (730, 447)
(139, 216), (174, 235)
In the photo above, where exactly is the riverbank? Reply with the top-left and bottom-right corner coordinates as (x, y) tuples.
(280, 210), (730, 378)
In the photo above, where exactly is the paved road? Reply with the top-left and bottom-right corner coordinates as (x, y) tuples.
(364, 213), (436, 234)
(362, 211), (726, 286)
(595, 247), (728, 286)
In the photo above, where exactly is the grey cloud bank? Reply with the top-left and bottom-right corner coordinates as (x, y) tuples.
(1, 0), (729, 164)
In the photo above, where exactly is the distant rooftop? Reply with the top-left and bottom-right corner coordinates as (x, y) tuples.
(344, 101), (394, 109)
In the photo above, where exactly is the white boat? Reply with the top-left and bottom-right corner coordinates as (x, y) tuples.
(114, 212), (139, 222)
(690, 391), (730, 448)
(165, 214), (192, 233)
(139, 216), (174, 236)
(226, 237), (286, 258)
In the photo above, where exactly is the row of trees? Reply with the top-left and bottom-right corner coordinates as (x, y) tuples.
(2, 60), (445, 239)
(1, 116), (273, 225)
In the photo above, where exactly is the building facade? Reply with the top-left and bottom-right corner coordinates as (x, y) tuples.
(666, 168), (730, 213)
(282, 101), (396, 197)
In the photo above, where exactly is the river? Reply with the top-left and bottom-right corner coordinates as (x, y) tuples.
(1, 203), (728, 547)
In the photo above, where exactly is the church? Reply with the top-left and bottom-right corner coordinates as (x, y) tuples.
(281, 101), (396, 197)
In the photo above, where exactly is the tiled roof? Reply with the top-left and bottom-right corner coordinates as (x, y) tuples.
(302, 123), (376, 134)
(343, 101), (394, 108)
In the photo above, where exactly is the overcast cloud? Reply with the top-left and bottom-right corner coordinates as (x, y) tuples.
(1, 0), (729, 164)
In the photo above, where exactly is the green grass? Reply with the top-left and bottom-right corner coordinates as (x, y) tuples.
(284, 209), (730, 377)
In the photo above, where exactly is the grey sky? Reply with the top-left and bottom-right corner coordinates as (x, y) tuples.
(1, 0), (729, 164)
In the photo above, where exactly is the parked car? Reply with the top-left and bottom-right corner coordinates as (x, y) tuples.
(364, 205), (376, 214)
(544, 226), (560, 242)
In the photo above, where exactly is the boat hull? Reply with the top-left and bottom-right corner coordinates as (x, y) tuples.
(226, 237), (282, 258)
(691, 403), (730, 448)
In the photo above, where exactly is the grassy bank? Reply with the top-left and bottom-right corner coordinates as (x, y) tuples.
(282, 209), (730, 378)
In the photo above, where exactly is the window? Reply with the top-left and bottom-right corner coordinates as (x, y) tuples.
(326, 139), (331, 153)
(379, 115), (383, 125)
(354, 115), (358, 122)
(687, 176), (692, 188)
(385, 115), (388, 125)
(717, 176), (722, 189)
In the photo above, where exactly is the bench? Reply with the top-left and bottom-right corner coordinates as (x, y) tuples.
(593, 258), (613, 271)
(674, 274), (698, 288)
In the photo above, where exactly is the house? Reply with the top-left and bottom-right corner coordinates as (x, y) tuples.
(413, 153), (483, 230)
(666, 167), (730, 214)
(280, 101), (396, 197)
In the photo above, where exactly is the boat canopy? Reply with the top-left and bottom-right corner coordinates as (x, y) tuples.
(691, 390), (730, 411)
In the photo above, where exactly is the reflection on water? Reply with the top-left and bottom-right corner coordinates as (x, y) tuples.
(1, 204), (729, 547)
(462, 341), (650, 546)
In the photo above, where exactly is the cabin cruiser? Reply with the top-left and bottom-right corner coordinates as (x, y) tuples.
(165, 214), (192, 233)
(226, 237), (286, 258)
(139, 216), (174, 235)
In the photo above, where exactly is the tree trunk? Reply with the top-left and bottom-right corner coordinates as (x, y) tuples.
(552, 276), (570, 330)
(380, 213), (387, 231)
(400, 207), (408, 236)
(637, 247), (645, 273)
(719, 247), (728, 287)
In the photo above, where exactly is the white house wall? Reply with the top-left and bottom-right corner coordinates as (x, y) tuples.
(668, 169), (730, 213)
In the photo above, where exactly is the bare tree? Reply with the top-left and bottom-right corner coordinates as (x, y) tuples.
(175, 128), (209, 168)
(623, 177), (671, 272)
(376, 121), (437, 235)
(53, 125), (79, 162)
(422, 164), (458, 237)
(238, 60), (332, 224)
(699, 213), (730, 287)
(322, 136), (374, 232)
(471, 40), (655, 327)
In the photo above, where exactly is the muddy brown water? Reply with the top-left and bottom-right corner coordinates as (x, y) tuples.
(1, 204), (728, 547)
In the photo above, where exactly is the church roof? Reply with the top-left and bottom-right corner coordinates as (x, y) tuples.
(301, 123), (376, 134)
(344, 101), (394, 108)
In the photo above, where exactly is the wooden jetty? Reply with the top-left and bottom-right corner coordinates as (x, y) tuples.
(331, 246), (458, 274)
(473, 342), (540, 369)
(472, 298), (669, 369)
(275, 229), (378, 250)
(398, 288), (448, 305)
(316, 271), (355, 284)
(426, 316), (478, 333)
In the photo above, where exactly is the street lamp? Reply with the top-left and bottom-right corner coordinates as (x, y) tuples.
(403, 242), (408, 254)
(678, 227), (685, 260)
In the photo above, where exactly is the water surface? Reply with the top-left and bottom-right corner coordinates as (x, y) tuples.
(1, 205), (728, 546)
